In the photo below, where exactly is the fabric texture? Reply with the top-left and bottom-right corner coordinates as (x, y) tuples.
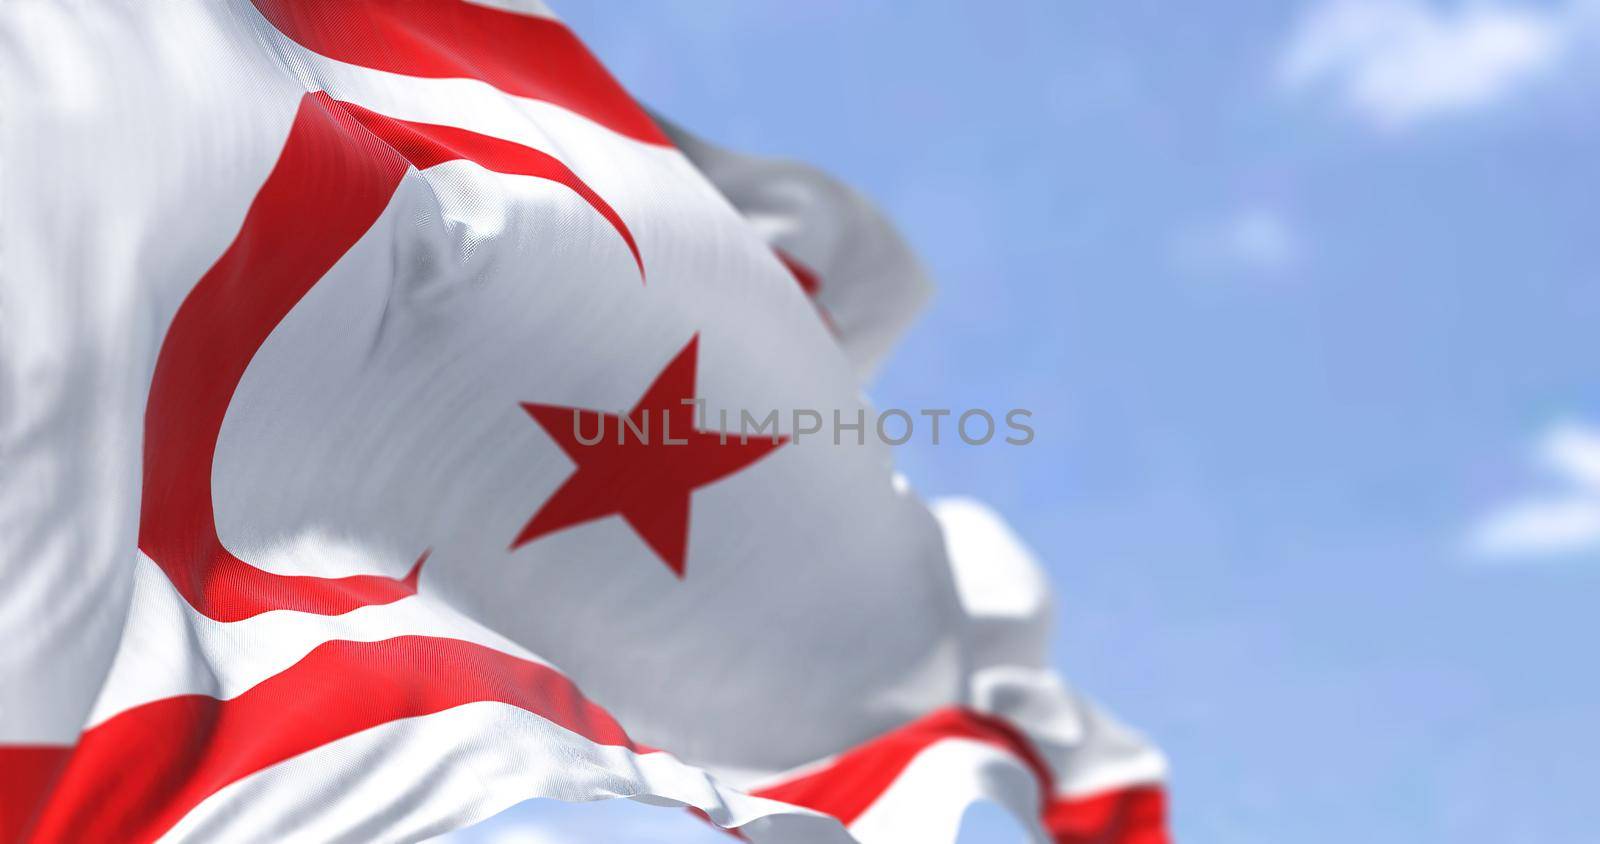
(0, 2), (1167, 842)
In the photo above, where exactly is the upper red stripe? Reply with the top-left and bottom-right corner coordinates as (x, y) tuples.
(15, 635), (642, 843)
(251, 0), (669, 146)
(335, 99), (644, 277)
(773, 248), (821, 297)
(772, 248), (837, 333)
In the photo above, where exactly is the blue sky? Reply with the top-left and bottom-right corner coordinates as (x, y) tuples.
(451, 2), (1600, 841)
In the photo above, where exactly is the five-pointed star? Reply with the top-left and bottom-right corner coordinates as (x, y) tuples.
(513, 335), (787, 577)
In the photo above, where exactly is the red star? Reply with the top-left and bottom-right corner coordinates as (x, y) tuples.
(513, 335), (787, 577)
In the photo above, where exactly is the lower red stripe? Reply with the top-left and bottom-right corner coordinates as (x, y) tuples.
(0, 745), (71, 841)
(751, 707), (1053, 826)
(750, 706), (1167, 844)
(1045, 785), (1169, 844)
(14, 636), (641, 843)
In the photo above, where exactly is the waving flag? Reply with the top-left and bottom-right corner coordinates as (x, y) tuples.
(0, 2), (1167, 842)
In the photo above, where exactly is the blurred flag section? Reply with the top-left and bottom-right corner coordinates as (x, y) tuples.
(0, 2), (1166, 842)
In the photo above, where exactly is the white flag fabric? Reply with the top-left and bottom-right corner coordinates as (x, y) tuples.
(0, 2), (1168, 842)
(657, 117), (932, 384)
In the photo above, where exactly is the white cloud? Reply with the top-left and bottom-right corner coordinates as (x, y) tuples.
(1467, 421), (1600, 559)
(1222, 209), (1299, 271)
(1172, 207), (1300, 277)
(1280, 0), (1589, 128)
(482, 828), (569, 844)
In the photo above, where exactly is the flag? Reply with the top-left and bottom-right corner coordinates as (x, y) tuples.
(0, 2), (1168, 842)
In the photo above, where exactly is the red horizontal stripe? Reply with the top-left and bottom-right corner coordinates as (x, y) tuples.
(751, 707), (1054, 827)
(1045, 785), (1169, 844)
(16, 636), (642, 843)
(335, 98), (643, 276)
(773, 248), (821, 297)
(772, 248), (836, 332)
(251, 0), (668, 145)
(751, 706), (1168, 843)
(0, 745), (71, 841)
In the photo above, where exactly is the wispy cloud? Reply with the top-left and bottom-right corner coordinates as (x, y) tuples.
(1279, 0), (1591, 129)
(1219, 209), (1299, 272)
(480, 827), (568, 844)
(1172, 207), (1300, 277)
(1467, 421), (1600, 559)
